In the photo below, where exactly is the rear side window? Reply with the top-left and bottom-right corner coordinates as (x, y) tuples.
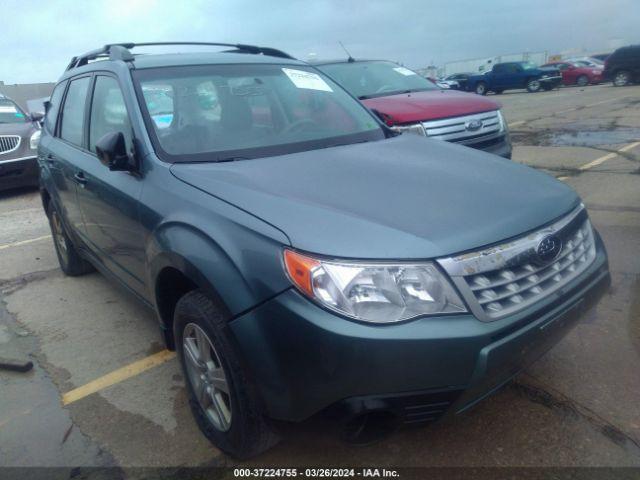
(44, 81), (67, 133)
(60, 77), (91, 146)
(89, 76), (133, 153)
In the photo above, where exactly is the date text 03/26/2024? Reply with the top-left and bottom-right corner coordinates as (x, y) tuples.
(233, 468), (400, 478)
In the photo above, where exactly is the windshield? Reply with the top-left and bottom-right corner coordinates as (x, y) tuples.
(573, 61), (590, 67)
(0, 99), (28, 124)
(520, 62), (538, 70)
(586, 57), (604, 65)
(317, 61), (438, 99)
(134, 64), (384, 162)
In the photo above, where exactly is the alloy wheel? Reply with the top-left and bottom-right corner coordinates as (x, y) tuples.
(182, 323), (232, 432)
(614, 71), (630, 87)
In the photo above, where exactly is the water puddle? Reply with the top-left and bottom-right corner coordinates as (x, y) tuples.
(547, 128), (640, 147)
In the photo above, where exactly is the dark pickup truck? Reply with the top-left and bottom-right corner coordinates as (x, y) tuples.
(466, 62), (562, 95)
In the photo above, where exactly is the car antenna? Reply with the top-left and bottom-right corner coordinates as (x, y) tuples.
(339, 41), (355, 63)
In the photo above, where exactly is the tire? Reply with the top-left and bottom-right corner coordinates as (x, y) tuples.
(174, 290), (279, 458)
(475, 82), (487, 95)
(526, 79), (541, 93)
(576, 75), (589, 87)
(46, 201), (94, 276)
(613, 70), (631, 87)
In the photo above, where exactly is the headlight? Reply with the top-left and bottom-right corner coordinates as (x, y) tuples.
(29, 130), (41, 150)
(284, 250), (466, 323)
(497, 110), (507, 132)
(391, 123), (426, 136)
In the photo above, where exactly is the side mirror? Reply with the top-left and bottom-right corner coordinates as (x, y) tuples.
(30, 111), (44, 123)
(95, 132), (132, 171)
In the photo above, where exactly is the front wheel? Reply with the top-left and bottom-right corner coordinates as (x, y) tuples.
(174, 290), (279, 458)
(475, 82), (487, 95)
(526, 79), (541, 92)
(576, 75), (589, 87)
(613, 70), (631, 87)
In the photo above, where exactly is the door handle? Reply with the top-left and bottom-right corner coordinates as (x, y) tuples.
(45, 154), (55, 166)
(73, 171), (87, 187)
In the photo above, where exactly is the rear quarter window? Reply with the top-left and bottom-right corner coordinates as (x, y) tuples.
(59, 77), (91, 147)
(44, 81), (67, 133)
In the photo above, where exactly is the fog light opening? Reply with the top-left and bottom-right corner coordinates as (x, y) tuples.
(341, 411), (399, 446)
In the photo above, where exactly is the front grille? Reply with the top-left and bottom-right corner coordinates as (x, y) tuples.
(0, 135), (21, 155)
(439, 205), (597, 321)
(464, 134), (505, 150)
(422, 110), (502, 143)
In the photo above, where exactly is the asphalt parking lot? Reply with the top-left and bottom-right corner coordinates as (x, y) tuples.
(1, 83), (640, 470)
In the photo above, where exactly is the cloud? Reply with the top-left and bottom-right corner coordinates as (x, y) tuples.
(0, 0), (637, 84)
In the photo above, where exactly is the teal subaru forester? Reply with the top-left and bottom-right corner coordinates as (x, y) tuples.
(39, 42), (610, 458)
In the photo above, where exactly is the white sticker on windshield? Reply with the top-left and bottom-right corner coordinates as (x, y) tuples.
(393, 67), (416, 76)
(282, 68), (333, 92)
(0, 105), (18, 113)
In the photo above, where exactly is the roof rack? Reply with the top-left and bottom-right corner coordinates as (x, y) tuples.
(65, 42), (295, 71)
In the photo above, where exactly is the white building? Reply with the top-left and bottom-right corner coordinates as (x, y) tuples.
(441, 51), (549, 77)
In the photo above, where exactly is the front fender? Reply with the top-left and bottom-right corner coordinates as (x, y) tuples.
(147, 220), (291, 320)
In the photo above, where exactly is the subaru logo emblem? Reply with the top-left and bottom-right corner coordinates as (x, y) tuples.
(536, 235), (563, 264)
(465, 120), (483, 131)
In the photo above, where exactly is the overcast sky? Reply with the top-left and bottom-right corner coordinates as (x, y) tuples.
(1, 0), (637, 84)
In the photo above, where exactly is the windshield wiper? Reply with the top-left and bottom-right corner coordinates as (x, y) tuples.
(359, 89), (424, 100)
(214, 156), (248, 163)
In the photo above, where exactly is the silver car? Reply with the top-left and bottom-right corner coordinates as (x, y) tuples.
(0, 94), (43, 191)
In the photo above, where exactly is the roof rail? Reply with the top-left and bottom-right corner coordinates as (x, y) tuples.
(65, 42), (294, 71)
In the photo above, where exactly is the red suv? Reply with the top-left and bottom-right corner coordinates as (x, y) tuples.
(315, 60), (512, 159)
(541, 61), (603, 87)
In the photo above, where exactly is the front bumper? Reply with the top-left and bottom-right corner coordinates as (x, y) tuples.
(229, 235), (609, 423)
(463, 132), (512, 159)
(590, 73), (604, 84)
(0, 156), (39, 191)
(540, 75), (562, 85)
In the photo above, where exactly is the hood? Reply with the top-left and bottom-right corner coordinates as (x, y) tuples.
(361, 89), (500, 124)
(170, 135), (579, 259)
(575, 66), (603, 73)
(0, 121), (34, 137)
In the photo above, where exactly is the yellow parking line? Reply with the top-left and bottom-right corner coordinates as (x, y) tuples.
(584, 96), (628, 108)
(619, 141), (640, 153)
(579, 152), (619, 171)
(556, 107), (578, 115)
(578, 141), (640, 171)
(62, 349), (176, 406)
(0, 235), (52, 251)
(509, 95), (630, 127)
